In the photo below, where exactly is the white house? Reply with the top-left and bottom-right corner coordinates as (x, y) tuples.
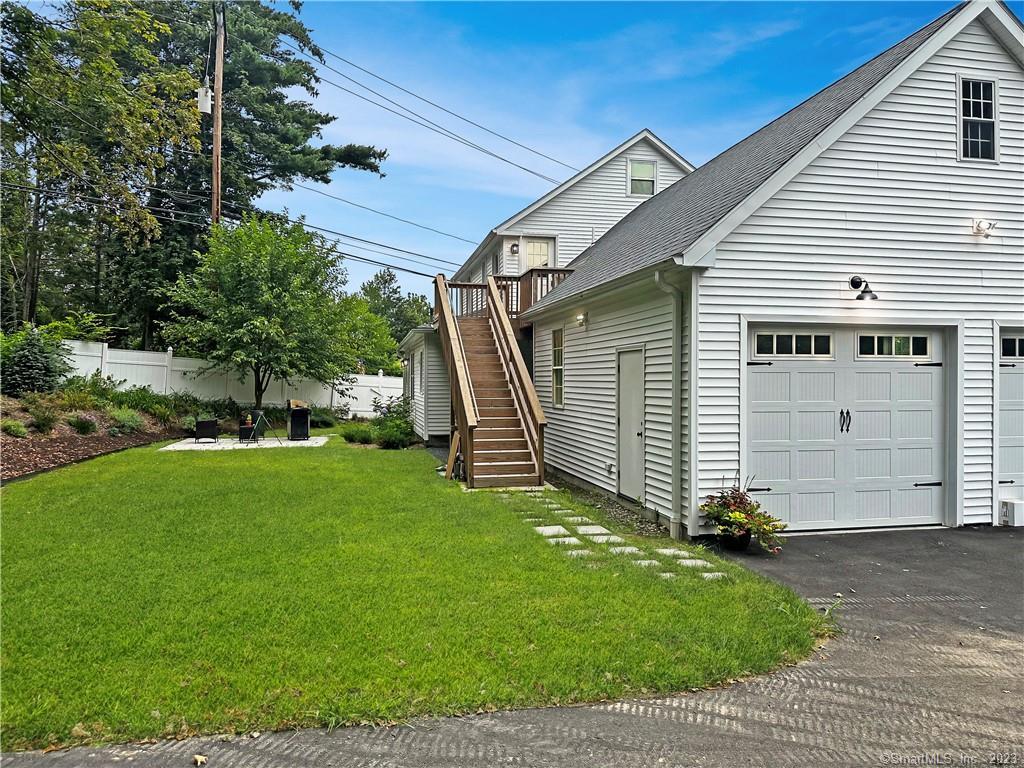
(410, 0), (1024, 538)
(401, 129), (694, 445)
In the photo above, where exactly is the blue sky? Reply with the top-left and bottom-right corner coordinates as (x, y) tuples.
(258, 1), (1020, 296)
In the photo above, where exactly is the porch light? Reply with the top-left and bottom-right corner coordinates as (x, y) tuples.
(575, 312), (588, 327)
(972, 218), (997, 238)
(510, 243), (520, 256)
(849, 276), (878, 300)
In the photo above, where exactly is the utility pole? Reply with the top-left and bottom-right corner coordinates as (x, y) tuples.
(211, 1), (225, 223)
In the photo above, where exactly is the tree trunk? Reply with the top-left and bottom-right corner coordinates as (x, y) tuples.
(253, 364), (265, 409)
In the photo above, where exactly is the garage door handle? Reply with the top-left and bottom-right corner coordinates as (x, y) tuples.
(999, 480), (1016, 485)
(839, 409), (850, 433)
(913, 481), (942, 487)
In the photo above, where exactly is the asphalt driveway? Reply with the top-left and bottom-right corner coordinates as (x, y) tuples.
(6, 526), (1022, 767)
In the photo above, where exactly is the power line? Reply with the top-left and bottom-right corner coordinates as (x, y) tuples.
(276, 39), (562, 185)
(288, 180), (475, 243)
(145, 7), (563, 185)
(314, 48), (579, 172)
(2, 181), (437, 281)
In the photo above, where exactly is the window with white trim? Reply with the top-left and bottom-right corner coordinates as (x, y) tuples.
(754, 332), (833, 357)
(960, 77), (996, 160)
(1002, 336), (1024, 358)
(551, 328), (564, 407)
(628, 159), (656, 196)
(857, 334), (929, 359)
(525, 239), (551, 269)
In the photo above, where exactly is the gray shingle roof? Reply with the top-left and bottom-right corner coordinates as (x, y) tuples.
(525, 2), (968, 316)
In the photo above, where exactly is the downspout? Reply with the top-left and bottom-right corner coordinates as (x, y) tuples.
(654, 269), (686, 541)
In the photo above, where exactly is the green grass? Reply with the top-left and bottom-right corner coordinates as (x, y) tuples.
(0, 434), (826, 750)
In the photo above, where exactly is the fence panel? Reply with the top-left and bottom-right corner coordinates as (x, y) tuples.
(64, 340), (402, 415)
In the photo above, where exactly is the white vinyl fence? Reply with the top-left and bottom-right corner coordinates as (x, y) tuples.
(65, 340), (403, 418)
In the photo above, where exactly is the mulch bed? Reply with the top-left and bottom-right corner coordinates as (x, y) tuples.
(1, 429), (183, 483)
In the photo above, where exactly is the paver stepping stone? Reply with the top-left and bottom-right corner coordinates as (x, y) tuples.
(523, 518), (543, 523)
(609, 546), (641, 554)
(677, 558), (712, 568)
(565, 549), (592, 557)
(702, 572), (726, 580)
(563, 516), (592, 523)
(659, 572), (676, 579)
(656, 548), (693, 557)
(575, 525), (610, 535)
(547, 536), (582, 546)
(588, 535), (624, 544)
(534, 525), (570, 537)
(633, 559), (660, 567)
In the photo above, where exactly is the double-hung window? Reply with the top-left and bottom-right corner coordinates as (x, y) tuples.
(960, 77), (997, 161)
(628, 159), (656, 196)
(551, 328), (564, 407)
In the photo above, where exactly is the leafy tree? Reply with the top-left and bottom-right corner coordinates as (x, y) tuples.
(338, 296), (401, 376)
(163, 215), (353, 408)
(359, 269), (433, 344)
(1, 0), (388, 349)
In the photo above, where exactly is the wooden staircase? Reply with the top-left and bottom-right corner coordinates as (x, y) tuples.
(460, 317), (540, 487)
(434, 275), (546, 488)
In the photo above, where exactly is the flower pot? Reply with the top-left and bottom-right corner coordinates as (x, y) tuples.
(719, 530), (752, 552)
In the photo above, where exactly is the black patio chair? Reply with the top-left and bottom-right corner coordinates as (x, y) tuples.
(194, 419), (219, 443)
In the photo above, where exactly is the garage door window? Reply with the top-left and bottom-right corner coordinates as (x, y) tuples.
(1001, 336), (1023, 358)
(754, 332), (832, 358)
(857, 334), (929, 359)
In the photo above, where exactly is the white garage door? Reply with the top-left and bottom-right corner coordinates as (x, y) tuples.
(999, 331), (1024, 500)
(746, 327), (945, 531)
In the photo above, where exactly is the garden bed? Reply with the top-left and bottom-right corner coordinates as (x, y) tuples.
(0, 396), (181, 482)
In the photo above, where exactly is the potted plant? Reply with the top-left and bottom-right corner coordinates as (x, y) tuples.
(700, 485), (786, 554)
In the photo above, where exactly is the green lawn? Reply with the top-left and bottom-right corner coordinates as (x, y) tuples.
(0, 434), (825, 750)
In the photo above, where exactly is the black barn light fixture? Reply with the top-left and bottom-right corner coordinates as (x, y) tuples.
(849, 275), (878, 300)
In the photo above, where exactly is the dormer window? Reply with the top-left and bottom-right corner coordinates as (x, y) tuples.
(628, 159), (656, 196)
(960, 77), (997, 161)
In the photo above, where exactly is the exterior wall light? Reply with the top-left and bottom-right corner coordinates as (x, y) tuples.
(849, 275), (878, 300)
(509, 243), (520, 256)
(972, 219), (998, 238)
(575, 312), (588, 327)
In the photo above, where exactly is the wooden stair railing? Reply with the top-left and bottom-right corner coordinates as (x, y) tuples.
(434, 274), (478, 484)
(485, 276), (546, 485)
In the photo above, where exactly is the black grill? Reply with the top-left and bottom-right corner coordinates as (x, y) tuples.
(287, 400), (310, 440)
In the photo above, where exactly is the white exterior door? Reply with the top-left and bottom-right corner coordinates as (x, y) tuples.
(617, 348), (644, 502)
(746, 327), (945, 531)
(999, 331), (1024, 500)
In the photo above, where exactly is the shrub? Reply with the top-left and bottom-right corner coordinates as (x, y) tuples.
(180, 414), (197, 434)
(109, 385), (165, 413)
(1, 419), (27, 438)
(60, 373), (123, 403)
(370, 396), (416, 450)
(107, 426), (121, 437)
(309, 407), (339, 429)
(148, 404), (175, 427)
(108, 407), (144, 434)
(27, 404), (60, 434)
(342, 424), (374, 444)
(59, 389), (98, 411)
(0, 328), (71, 397)
(67, 414), (98, 434)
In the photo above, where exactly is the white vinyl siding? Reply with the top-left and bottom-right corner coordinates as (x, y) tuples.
(533, 285), (679, 521)
(502, 139), (688, 269)
(404, 332), (451, 441)
(695, 19), (1024, 529)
